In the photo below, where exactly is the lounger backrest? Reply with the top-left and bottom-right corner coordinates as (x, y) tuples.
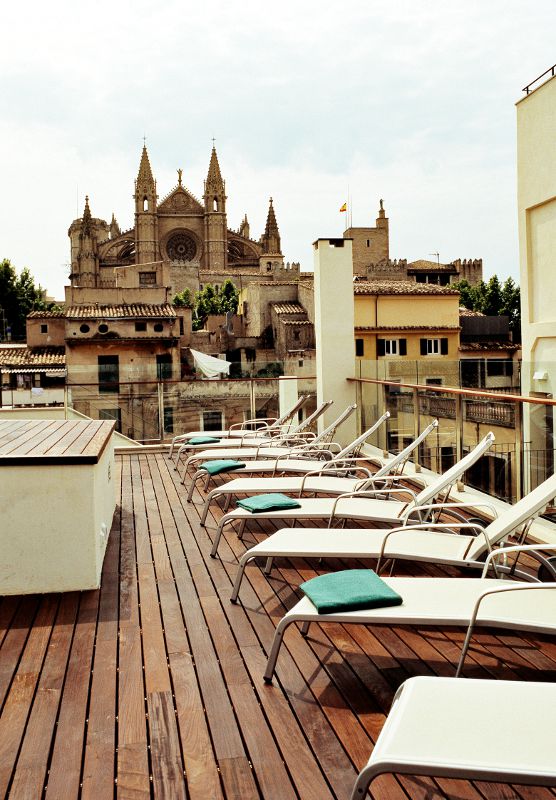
(269, 395), (308, 431)
(293, 400), (334, 435)
(410, 431), (495, 510)
(310, 404), (357, 446)
(335, 412), (391, 459)
(467, 471), (556, 561)
(374, 420), (439, 479)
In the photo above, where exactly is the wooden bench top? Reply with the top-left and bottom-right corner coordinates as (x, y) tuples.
(0, 419), (115, 465)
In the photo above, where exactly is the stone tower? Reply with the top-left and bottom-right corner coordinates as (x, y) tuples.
(259, 198), (284, 274)
(203, 146), (227, 271)
(67, 196), (110, 287)
(134, 145), (159, 266)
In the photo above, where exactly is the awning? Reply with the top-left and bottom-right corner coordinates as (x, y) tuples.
(189, 349), (231, 378)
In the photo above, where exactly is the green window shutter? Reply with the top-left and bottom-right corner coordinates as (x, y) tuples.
(420, 339), (427, 356)
(441, 338), (449, 355)
(377, 339), (386, 357)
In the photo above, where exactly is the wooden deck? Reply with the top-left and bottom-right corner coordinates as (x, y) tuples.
(1, 450), (556, 799)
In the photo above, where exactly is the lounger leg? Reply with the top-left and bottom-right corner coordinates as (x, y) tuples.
(300, 620), (310, 637)
(263, 617), (294, 683)
(349, 765), (379, 800)
(263, 556), (274, 575)
(238, 518), (247, 540)
(186, 471), (203, 503)
(455, 620), (477, 677)
(230, 554), (256, 603)
(224, 495), (232, 511)
(210, 518), (228, 558)
(200, 489), (222, 526)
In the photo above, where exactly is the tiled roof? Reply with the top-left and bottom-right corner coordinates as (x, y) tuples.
(460, 341), (521, 352)
(0, 346), (66, 367)
(353, 281), (459, 296)
(459, 307), (485, 317)
(270, 302), (306, 315)
(407, 259), (454, 271)
(65, 304), (176, 320)
(280, 319), (313, 327)
(27, 310), (65, 319)
(355, 325), (460, 331)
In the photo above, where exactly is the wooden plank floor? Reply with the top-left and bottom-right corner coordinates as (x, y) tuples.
(2, 450), (556, 799)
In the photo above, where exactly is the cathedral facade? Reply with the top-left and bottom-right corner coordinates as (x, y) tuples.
(68, 145), (300, 298)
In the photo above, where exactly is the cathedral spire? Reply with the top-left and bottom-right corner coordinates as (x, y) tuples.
(204, 143), (226, 213)
(137, 144), (155, 187)
(261, 197), (281, 254)
(82, 195), (92, 236)
(110, 212), (121, 239)
(239, 213), (250, 239)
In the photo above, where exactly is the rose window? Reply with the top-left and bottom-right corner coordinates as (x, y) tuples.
(166, 233), (196, 262)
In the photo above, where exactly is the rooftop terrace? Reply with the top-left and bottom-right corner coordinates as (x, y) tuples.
(2, 449), (556, 799)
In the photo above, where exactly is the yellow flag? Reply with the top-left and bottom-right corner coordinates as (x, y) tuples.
(339, 202), (347, 213)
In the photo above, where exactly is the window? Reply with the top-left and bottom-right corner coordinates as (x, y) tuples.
(355, 338), (364, 357)
(40, 324), (48, 334)
(99, 408), (122, 433)
(135, 321), (147, 332)
(366, 239), (370, 247)
(98, 356), (119, 393)
(420, 338), (448, 356)
(143, 196), (148, 212)
(377, 338), (407, 356)
(79, 323), (90, 333)
(202, 410), (223, 431)
(426, 377), (443, 386)
(179, 317), (184, 335)
(98, 323), (109, 333)
(139, 271), (156, 286)
(163, 406), (174, 434)
(487, 359), (513, 377)
(156, 354), (172, 380)
(293, 329), (300, 341)
(153, 322), (163, 332)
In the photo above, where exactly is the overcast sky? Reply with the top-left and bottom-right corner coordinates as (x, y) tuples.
(2, 0), (555, 299)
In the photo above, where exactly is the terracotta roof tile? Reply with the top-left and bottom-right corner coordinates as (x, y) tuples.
(0, 346), (66, 367)
(280, 319), (313, 327)
(460, 341), (520, 352)
(27, 310), (66, 319)
(407, 259), (453, 270)
(65, 303), (176, 320)
(355, 325), (460, 332)
(353, 281), (459, 296)
(270, 302), (306, 315)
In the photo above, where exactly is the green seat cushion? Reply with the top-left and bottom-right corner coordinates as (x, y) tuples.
(199, 460), (246, 476)
(300, 569), (403, 614)
(236, 493), (302, 513)
(188, 436), (221, 445)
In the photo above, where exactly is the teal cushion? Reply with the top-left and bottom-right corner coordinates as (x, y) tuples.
(237, 493), (302, 513)
(300, 569), (403, 614)
(188, 436), (221, 445)
(199, 460), (246, 476)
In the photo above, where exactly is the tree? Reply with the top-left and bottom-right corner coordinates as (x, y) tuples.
(452, 275), (521, 343)
(191, 281), (240, 331)
(0, 259), (50, 341)
(172, 288), (193, 308)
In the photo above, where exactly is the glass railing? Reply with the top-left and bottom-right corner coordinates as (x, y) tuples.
(350, 359), (554, 504)
(63, 360), (317, 444)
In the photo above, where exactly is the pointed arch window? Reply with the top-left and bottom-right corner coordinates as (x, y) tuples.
(143, 196), (148, 212)
(213, 198), (218, 212)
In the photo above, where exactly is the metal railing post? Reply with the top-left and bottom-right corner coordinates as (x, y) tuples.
(514, 400), (523, 501)
(455, 393), (464, 490)
(249, 379), (256, 420)
(412, 387), (421, 471)
(157, 381), (164, 442)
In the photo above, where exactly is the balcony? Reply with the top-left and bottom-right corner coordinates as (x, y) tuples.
(2, 447), (556, 799)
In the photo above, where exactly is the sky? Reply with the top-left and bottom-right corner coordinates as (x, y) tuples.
(2, 0), (556, 299)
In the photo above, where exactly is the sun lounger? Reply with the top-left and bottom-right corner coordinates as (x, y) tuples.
(197, 419), (439, 524)
(177, 403), (358, 479)
(262, 543), (556, 683)
(174, 400), (335, 462)
(350, 675), (556, 799)
(169, 395), (309, 457)
(230, 468), (556, 601)
(184, 412), (393, 499)
(209, 432), (495, 558)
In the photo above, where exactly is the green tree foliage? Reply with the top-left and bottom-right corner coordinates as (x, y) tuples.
(452, 276), (521, 343)
(0, 259), (51, 341)
(172, 287), (193, 308)
(192, 280), (239, 331)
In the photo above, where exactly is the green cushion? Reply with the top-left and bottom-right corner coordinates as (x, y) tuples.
(188, 436), (221, 445)
(199, 460), (246, 476)
(300, 569), (403, 614)
(237, 493), (302, 513)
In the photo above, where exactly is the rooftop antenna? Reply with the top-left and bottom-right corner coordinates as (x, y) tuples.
(429, 252), (440, 265)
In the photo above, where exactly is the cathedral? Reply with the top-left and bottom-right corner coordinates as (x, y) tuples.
(68, 145), (300, 297)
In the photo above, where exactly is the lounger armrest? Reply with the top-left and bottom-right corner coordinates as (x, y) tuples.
(379, 522), (487, 560)
(297, 465), (373, 489)
(482, 542), (556, 577)
(328, 488), (416, 522)
(229, 417), (277, 431)
(400, 500), (498, 524)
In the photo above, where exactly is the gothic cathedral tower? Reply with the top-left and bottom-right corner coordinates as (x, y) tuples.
(203, 146), (227, 271)
(134, 145), (159, 266)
